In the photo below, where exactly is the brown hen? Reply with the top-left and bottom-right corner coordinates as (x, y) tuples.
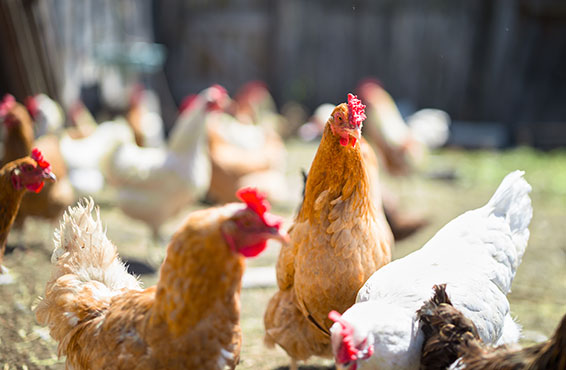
(0, 150), (56, 276)
(264, 94), (393, 369)
(1, 94), (74, 231)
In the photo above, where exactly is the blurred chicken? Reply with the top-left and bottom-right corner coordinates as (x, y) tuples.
(418, 284), (566, 370)
(125, 84), (165, 148)
(66, 100), (98, 139)
(357, 79), (450, 176)
(329, 171), (532, 370)
(0, 149), (56, 283)
(233, 80), (286, 132)
(298, 103), (334, 142)
(36, 189), (288, 369)
(1, 95), (74, 232)
(25, 94), (65, 137)
(206, 111), (288, 205)
(1, 94), (33, 165)
(264, 94), (393, 369)
(60, 109), (135, 195)
(101, 85), (229, 239)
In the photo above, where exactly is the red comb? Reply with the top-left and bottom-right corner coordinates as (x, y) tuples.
(30, 148), (51, 170)
(347, 93), (366, 128)
(25, 96), (39, 119)
(237, 187), (269, 217)
(179, 94), (199, 113)
(329, 310), (359, 363)
(0, 94), (16, 117)
(208, 84), (228, 104)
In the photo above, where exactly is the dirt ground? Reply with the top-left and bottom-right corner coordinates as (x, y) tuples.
(0, 142), (565, 369)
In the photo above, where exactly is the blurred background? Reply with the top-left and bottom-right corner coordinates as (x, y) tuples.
(0, 1), (565, 369)
(2, 0), (566, 146)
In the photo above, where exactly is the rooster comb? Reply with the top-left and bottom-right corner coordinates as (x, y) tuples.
(31, 148), (51, 170)
(0, 94), (16, 118)
(236, 187), (269, 217)
(25, 96), (39, 119)
(347, 93), (366, 128)
(329, 310), (359, 362)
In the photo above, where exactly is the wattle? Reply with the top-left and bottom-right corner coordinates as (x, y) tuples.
(239, 241), (268, 258)
(25, 181), (44, 193)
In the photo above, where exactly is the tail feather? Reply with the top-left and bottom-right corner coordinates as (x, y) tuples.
(418, 285), (484, 370)
(486, 170), (532, 263)
(36, 198), (140, 346)
(52, 197), (141, 291)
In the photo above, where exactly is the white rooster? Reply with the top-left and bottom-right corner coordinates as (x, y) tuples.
(100, 84), (230, 239)
(329, 170), (532, 370)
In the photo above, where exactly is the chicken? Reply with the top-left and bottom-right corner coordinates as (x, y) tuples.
(1, 94), (34, 165)
(233, 81), (285, 132)
(59, 114), (135, 195)
(14, 135), (75, 230)
(328, 170), (532, 370)
(206, 111), (288, 205)
(300, 102), (426, 241)
(418, 284), (566, 370)
(100, 84), (230, 239)
(0, 149), (56, 282)
(125, 84), (165, 148)
(67, 100), (98, 139)
(35, 188), (288, 369)
(264, 94), (393, 369)
(1, 95), (74, 231)
(25, 94), (65, 137)
(356, 79), (430, 176)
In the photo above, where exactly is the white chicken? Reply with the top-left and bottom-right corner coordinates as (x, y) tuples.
(25, 94), (65, 137)
(100, 84), (230, 239)
(59, 118), (135, 195)
(329, 170), (532, 370)
(126, 85), (165, 148)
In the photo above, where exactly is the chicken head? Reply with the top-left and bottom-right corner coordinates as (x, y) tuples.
(221, 187), (288, 257)
(329, 93), (366, 147)
(10, 148), (56, 193)
(330, 310), (374, 370)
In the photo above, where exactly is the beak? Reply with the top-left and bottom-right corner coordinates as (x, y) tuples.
(43, 171), (57, 182)
(345, 126), (362, 142)
(266, 226), (290, 245)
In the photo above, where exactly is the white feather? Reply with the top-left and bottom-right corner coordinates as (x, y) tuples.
(332, 170), (532, 370)
(53, 197), (141, 292)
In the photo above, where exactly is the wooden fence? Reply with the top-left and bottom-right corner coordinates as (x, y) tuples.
(1, 0), (565, 145)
